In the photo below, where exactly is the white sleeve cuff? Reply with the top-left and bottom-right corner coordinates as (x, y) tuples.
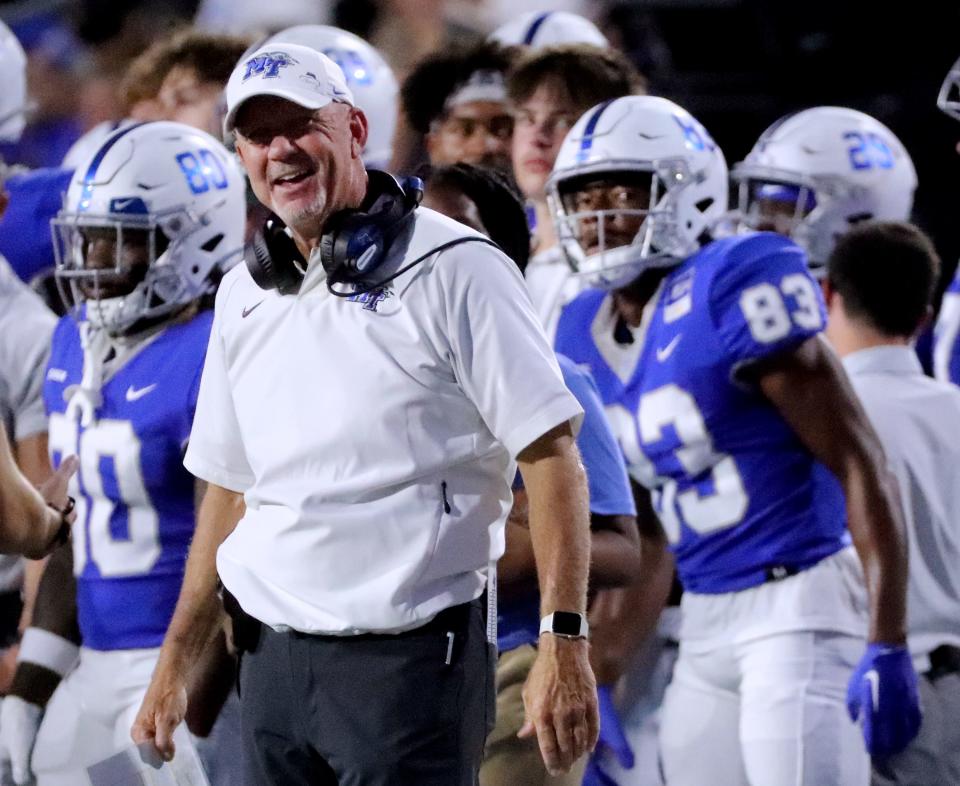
(17, 628), (79, 677)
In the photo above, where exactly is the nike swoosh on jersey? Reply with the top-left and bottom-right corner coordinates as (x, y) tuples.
(242, 300), (265, 318)
(656, 334), (682, 362)
(46, 367), (68, 382)
(126, 383), (157, 402)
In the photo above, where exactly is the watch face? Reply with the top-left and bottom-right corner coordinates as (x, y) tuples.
(552, 611), (583, 637)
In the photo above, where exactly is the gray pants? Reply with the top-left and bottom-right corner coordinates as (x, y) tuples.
(872, 671), (960, 785)
(237, 599), (494, 786)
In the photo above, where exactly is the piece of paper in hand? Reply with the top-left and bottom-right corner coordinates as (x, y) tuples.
(86, 741), (211, 786)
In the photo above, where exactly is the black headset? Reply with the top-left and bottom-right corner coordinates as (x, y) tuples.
(245, 170), (425, 296)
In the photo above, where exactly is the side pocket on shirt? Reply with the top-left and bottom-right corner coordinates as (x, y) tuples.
(405, 480), (450, 596)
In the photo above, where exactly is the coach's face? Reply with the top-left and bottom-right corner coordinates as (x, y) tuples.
(234, 97), (368, 249)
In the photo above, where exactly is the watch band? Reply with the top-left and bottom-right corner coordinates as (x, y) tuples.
(539, 611), (589, 639)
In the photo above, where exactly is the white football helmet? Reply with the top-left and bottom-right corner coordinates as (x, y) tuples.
(61, 120), (137, 169)
(266, 25), (398, 170)
(0, 21), (28, 143)
(731, 106), (917, 275)
(52, 121), (246, 336)
(938, 56), (960, 123)
(489, 11), (608, 49)
(548, 95), (728, 289)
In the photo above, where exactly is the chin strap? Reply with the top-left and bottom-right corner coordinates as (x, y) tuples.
(63, 322), (110, 427)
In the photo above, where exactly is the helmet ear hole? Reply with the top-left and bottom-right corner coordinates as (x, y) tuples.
(201, 233), (225, 252)
(155, 228), (171, 257)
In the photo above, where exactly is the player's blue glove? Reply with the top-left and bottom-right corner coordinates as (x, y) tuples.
(846, 643), (921, 758)
(583, 757), (620, 786)
(582, 685), (634, 786)
(596, 685), (634, 769)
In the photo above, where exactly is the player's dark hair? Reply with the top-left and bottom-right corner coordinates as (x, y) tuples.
(507, 43), (646, 111)
(401, 42), (519, 134)
(827, 221), (940, 338)
(426, 163), (530, 272)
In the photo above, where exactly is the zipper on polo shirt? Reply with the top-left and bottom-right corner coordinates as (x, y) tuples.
(441, 481), (451, 514)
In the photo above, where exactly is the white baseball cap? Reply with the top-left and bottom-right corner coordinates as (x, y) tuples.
(224, 43), (355, 134)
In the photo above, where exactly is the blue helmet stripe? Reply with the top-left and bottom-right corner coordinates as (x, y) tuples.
(77, 121), (148, 212)
(523, 12), (552, 45)
(576, 99), (615, 164)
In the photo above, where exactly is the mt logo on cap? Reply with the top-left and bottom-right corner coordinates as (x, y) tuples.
(243, 51), (299, 82)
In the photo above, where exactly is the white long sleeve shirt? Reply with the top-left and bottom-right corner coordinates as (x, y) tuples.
(843, 345), (960, 668)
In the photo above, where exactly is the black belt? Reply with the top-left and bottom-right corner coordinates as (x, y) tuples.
(764, 564), (802, 583)
(222, 587), (481, 654)
(926, 644), (960, 681)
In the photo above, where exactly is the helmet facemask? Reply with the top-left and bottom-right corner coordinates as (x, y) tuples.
(938, 57), (960, 123)
(730, 163), (871, 276)
(52, 205), (216, 337)
(550, 157), (703, 290)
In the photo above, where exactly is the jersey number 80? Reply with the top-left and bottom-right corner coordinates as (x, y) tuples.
(48, 413), (161, 578)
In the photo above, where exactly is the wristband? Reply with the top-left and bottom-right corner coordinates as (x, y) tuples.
(44, 496), (73, 550)
(17, 628), (79, 677)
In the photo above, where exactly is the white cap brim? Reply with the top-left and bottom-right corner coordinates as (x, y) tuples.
(225, 89), (338, 133)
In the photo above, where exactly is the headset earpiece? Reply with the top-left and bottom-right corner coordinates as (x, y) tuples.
(247, 171), (422, 294)
(245, 216), (306, 295)
(319, 170), (422, 282)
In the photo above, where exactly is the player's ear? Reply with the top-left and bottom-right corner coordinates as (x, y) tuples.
(915, 304), (935, 339)
(821, 277), (836, 308)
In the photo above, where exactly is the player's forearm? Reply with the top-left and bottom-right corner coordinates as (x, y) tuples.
(0, 448), (58, 556)
(518, 424), (591, 615)
(589, 522), (673, 684)
(756, 339), (909, 644)
(840, 445), (909, 644)
(589, 514), (641, 589)
(10, 543), (79, 706)
(157, 484), (244, 677)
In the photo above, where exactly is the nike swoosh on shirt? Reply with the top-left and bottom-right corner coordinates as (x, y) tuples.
(46, 367), (68, 382)
(656, 334), (682, 362)
(242, 300), (265, 318)
(126, 383), (157, 402)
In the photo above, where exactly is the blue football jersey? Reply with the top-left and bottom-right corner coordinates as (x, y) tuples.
(555, 288), (643, 410)
(933, 268), (960, 385)
(556, 233), (849, 594)
(43, 311), (212, 650)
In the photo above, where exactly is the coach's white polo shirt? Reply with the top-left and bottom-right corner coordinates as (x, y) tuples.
(843, 345), (960, 668)
(184, 208), (583, 634)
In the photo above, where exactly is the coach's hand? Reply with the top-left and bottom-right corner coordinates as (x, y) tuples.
(131, 666), (188, 762)
(846, 643), (921, 758)
(519, 634), (599, 775)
